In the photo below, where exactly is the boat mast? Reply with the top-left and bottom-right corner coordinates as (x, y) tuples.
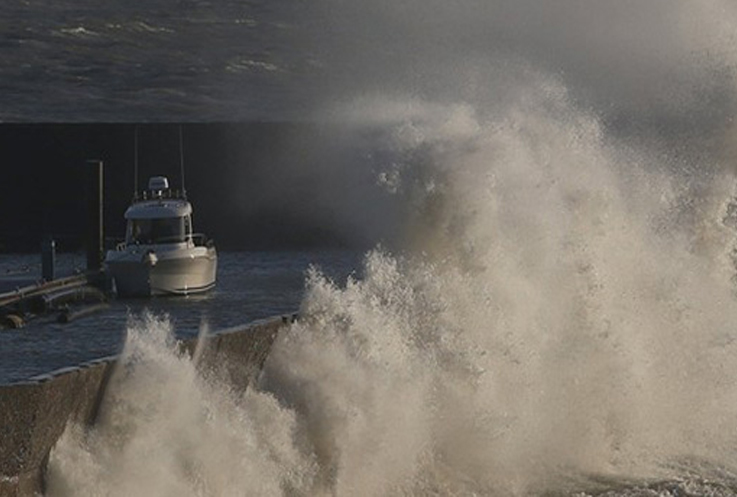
(179, 125), (187, 199)
(133, 126), (139, 201)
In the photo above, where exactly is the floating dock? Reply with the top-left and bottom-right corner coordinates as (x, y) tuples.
(0, 272), (106, 329)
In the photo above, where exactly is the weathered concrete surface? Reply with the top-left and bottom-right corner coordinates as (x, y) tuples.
(0, 316), (287, 497)
(0, 360), (114, 496)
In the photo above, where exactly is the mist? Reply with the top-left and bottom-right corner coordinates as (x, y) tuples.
(213, 0), (737, 250)
(302, 0), (737, 129)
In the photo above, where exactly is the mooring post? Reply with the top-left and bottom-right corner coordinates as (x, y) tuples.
(86, 160), (104, 273)
(41, 236), (55, 282)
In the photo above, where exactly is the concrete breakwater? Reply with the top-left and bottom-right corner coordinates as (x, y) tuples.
(0, 316), (288, 497)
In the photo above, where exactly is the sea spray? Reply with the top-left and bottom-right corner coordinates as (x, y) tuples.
(47, 313), (314, 497)
(263, 86), (737, 492)
(48, 84), (737, 495)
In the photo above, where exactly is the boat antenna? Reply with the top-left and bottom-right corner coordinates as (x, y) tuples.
(133, 126), (139, 201)
(179, 125), (187, 199)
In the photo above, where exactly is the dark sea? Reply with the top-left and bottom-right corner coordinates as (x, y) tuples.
(5, 0), (737, 495)
(0, 0), (322, 122)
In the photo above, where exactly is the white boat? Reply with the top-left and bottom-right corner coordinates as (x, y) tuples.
(105, 176), (217, 297)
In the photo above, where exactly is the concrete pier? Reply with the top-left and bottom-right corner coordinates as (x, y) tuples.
(0, 317), (286, 497)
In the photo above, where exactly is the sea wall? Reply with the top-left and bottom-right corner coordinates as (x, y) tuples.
(0, 317), (287, 497)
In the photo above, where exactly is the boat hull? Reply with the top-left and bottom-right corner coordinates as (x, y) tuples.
(105, 246), (217, 297)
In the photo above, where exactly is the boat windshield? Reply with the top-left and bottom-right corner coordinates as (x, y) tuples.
(128, 217), (185, 244)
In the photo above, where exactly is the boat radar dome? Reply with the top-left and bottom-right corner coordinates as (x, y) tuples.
(148, 176), (169, 192)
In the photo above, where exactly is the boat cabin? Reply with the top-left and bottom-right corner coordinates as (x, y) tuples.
(124, 176), (194, 245)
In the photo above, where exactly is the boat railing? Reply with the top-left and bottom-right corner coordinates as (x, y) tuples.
(116, 236), (184, 248)
(132, 188), (187, 203)
(190, 233), (211, 247)
(112, 234), (211, 249)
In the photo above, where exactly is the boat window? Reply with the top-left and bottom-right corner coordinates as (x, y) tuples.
(128, 217), (185, 244)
